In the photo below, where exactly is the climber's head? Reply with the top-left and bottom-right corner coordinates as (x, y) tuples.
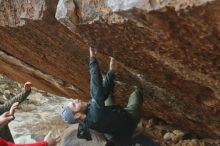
(60, 99), (87, 124)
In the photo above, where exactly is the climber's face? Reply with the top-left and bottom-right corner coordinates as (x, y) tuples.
(68, 99), (83, 113)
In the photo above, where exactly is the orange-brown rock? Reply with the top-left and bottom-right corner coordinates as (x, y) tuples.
(0, 0), (220, 142)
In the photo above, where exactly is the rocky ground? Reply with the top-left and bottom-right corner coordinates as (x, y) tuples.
(0, 74), (69, 143)
(0, 74), (220, 146)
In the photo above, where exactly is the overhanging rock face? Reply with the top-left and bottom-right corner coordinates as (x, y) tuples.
(0, 0), (220, 141)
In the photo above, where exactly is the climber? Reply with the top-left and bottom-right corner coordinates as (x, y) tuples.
(0, 82), (32, 142)
(0, 105), (60, 146)
(60, 47), (144, 145)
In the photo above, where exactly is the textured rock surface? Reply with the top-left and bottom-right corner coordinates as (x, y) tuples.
(1, 0), (220, 144)
(0, 0), (46, 27)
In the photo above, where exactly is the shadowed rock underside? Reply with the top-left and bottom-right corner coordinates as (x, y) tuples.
(1, 0), (220, 144)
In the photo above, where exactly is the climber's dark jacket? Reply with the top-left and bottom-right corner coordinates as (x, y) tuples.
(77, 58), (136, 145)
